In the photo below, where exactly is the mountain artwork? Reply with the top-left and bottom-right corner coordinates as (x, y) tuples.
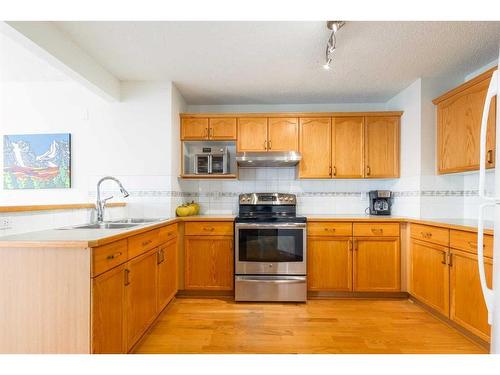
(3, 133), (71, 189)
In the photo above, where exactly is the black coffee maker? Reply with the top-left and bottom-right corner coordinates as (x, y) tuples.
(368, 190), (393, 215)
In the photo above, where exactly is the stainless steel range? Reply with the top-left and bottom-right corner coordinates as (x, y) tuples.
(234, 193), (307, 302)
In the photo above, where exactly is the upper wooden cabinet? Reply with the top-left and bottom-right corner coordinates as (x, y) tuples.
(364, 116), (400, 178)
(237, 117), (268, 151)
(299, 117), (332, 178)
(268, 117), (299, 152)
(434, 67), (497, 174)
(181, 117), (237, 140)
(332, 117), (364, 178)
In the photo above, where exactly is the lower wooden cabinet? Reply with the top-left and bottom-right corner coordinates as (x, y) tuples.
(353, 237), (400, 292)
(450, 249), (492, 341)
(409, 239), (450, 316)
(184, 236), (234, 290)
(157, 238), (178, 311)
(125, 248), (158, 348)
(307, 237), (352, 291)
(92, 263), (127, 354)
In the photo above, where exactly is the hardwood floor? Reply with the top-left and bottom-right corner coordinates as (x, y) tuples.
(133, 298), (487, 354)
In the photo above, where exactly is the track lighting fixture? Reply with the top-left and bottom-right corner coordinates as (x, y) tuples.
(323, 21), (345, 70)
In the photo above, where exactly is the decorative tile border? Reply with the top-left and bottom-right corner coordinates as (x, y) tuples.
(89, 189), (494, 199)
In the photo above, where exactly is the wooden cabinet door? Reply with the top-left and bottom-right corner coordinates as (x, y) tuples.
(299, 117), (332, 178)
(157, 238), (178, 312)
(438, 78), (497, 173)
(125, 249), (158, 349)
(332, 117), (364, 178)
(209, 118), (237, 140)
(185, 236), (234, 290)
(307, 237), (352, 291)
(181, 118), (209, 140)
(364, 116), (400, 178)
(450, 249), (492, 341)
(268, 117), (299, 151)
(237, 118), (268, 151)
(92, 264), (126, 354)
(353, 237), (400, 292)
(409, 239), (450, 316)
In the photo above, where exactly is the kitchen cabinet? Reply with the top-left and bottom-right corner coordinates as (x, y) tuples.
(157, 238), (178, 312)
(237, 118), (268, 151)
(185, 236), (234, 290)
(268, 117), (299, 151)
(332, 117), (364, 178)
(364, 116), (400, 178)
(450, 249), (493, 342)
(307, 237), (352, 291)
(434, 67), (497, 174)
(181, 117), (237, 140)
(125, 248), (158, 349)
(299, 117), (332, 178)
(92, 264), (127, 354)
(209, 118), (237, 140)
(353, 237), (400, 292)
(409, 239), (450, 316)
(181, 118), (209, 140)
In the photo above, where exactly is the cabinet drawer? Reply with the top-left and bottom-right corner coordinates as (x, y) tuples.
(128, 229), (162, 258)
(159, 223), (178, 243)
(185, 222), (234, 236)
(307, 222), (352, 237)
(92, 239), (128, 277)
(353, 223), (399, 237)
(410, 223), (449, 246)
(450, 230), (493, 258)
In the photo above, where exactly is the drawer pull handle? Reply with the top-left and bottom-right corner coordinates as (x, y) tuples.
(420, 231), (432, 239)
(203, 227), (215, 231)
(371, 228), (383, 234)
(106, 252), (122, 260)
(167, 232), (174, 236)
(142, 239), (152, 246)
(468, 241), (485, 248)
(324, 228), (336, 232)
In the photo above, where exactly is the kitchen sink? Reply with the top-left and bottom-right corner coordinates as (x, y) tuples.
(59, 222), (141, 230)
(110, 218), (164, 224)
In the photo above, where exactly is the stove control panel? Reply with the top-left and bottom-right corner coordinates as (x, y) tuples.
(239, 193), (296, 205)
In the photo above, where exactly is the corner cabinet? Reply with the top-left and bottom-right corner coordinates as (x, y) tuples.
(434, 66), (497, 174)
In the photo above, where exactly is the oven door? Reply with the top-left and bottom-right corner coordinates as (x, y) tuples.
(235, 222), (306, 275)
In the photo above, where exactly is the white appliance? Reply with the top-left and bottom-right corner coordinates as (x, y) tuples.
(477, 45), (500, 353)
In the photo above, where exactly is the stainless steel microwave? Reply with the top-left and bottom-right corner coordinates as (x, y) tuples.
(194, 147), (229, 174)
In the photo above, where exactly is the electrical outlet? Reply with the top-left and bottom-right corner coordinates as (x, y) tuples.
(0, 217), (12, 230)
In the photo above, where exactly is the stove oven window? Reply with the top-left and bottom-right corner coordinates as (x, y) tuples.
(238, 228), (303, 262)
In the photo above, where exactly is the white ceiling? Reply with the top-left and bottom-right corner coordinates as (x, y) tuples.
(0, 33), (67, 82)
(50, 21), (500, 104)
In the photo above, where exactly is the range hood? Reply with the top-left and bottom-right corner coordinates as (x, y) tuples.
(236, 151), (302, 168)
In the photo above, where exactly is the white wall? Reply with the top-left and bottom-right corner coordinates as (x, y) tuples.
(0, 78), (186, 235)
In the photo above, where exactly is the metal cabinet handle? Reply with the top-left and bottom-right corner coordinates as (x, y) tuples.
(203, 227), (215, 232)
(353, 239), (358, 251)
(157, 248), (165, 264)
(348, 239), (353, 251)
(124, 269), (130, 286)
(268, 140), (272, 150)
(441, 252), (447, 265)
(264, 140), (267, 150)
(142, 239), (152, 246)
(333, 166), (337, 176)
(371, 228), (383, 234)
(487, 150), (493, 164)
(204, 128), (209, 138)
(366, 166), (371, 176)
(329, 166), (332, 176)
(468, 241), (485, 249)
(106, 251), (122, 260)
(324, 228), (336, 232)
(448, 253), (453, 267)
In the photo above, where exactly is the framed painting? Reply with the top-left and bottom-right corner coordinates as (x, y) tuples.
(3, 133), (71, 189)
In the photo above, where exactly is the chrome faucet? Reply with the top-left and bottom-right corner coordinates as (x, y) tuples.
(96, 176), (130, 223)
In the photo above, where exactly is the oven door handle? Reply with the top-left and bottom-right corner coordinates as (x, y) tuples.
(236, 276), (306, 284)
(235, 223), (306, 229)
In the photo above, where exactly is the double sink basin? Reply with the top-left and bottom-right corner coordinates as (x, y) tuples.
(59, 218), (164, 230)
